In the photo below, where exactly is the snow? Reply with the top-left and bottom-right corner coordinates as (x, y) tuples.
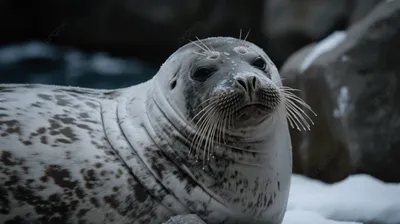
(284, 174), (400, 224)
(300, 31), (347, 73)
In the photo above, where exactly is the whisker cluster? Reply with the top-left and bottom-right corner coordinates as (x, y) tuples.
(187, 94), (238, 168)
(189, 37), (215, 54)
(279, 86), (317, 131)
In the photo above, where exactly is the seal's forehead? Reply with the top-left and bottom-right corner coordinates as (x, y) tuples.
(199, 37), (255, 51)
(185, 37), (262, 54)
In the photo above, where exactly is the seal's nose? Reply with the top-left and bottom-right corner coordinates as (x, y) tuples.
(235, 76), (259, 93)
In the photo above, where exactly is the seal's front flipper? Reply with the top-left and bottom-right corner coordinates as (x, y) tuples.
(162, 214), (207, 224)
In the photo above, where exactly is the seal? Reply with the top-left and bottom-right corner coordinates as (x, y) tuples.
(0, 37), (315, 224)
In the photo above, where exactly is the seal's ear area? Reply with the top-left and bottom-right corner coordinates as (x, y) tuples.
(169, 78), (177, 90)
(169, 64), (181, 90)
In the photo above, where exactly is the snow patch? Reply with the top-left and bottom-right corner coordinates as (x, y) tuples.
(287, 174), (400, 224)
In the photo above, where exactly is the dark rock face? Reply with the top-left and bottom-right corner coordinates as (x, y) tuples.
(280, 0), (400, 183)
(0, 0), (265, 64)
(0, 0), (383, 69)
(261, 0), (383, 68)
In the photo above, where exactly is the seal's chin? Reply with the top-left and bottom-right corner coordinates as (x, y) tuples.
(233, 103), (273, 127)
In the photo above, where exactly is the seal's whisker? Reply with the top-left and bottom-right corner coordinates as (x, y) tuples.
(284, 103), (306, 130)
(284, 107), (297, 129)
(191, 95), (225, 114)
(285, 101), (310, 130)
(280, 86), (301, 92)
(280, 90), (314, 111)
(189, 99), (221, 128)
(195, 109), (216, 160)
(282, 91), (317, 116)
(190, 104), (217, 158)
(193, 51), (206, 56)
(195, 36), (214, 52)
(244, 29), (251, 41)
(285, 98), (314, 125)
(239, 29), (243, 40)
(190, 106), (214, 155)
(190, 39), (210, 53)
(205, 112), (221, 165)
(202, 110), (216, 162)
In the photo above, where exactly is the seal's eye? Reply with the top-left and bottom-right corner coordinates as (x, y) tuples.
(252, 57), (267, 70)
(192, 67), (216, 82)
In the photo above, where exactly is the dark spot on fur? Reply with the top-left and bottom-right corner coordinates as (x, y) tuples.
(48, 119), (62, 130)
(133, 183), (149, 203)
(59, 127), (78, 142)
(77, 124), (92, 131)
(37, 94), (52, 101)
(85, 102), (97, 109)
(104, 195), (119, 209)
(4, 216), (26, 224)
(79, 113), (89, 118)
(55, 94), (70, 106)
(0, 151), (16, 166)
(37, 127), (46, 134)
(40, 136), (48, 144)
(0, 186), (10, 214)
(82, 169), (97, 189)
(54, 114), (75, 125)
(55, 138), (71, 144)
(90, 197), (100, 208)
(95, 163), (103, 168)
(277, 181), (280, 191)
(5, 175), (19, 186)
(75, 187), (86, 199)
(0, 120), (20, 134)
(77, 208), (89, 218)
(0, 113), (8, 118)
(45, 165), (78, 189)
(40, 176), (48, 182)
(22, 140), (32, 145)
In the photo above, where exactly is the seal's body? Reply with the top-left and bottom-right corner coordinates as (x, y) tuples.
(0, 37), (300, 224)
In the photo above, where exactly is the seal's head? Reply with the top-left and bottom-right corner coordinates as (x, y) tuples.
(155, 37), (286, 131)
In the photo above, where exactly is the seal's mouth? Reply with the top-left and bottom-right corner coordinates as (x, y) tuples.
(234, 103), (273, 126)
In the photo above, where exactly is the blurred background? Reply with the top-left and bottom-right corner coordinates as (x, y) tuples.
(0, 0), (399, 183)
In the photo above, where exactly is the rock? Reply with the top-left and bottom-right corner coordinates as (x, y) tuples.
(262, 0), (351, 68)
(261, 0), (383, 68)
(280, 0), (400, 183)
(162, 214), (206, 224)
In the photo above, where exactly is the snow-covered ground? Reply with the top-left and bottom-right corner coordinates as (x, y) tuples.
(283, 174), (400, 224)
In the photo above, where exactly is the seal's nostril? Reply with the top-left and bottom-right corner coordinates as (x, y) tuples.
(251, 76), (257, 89)
(237, 79), (247, 91)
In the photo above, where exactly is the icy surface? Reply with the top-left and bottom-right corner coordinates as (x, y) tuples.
(285, 174), (400, 224)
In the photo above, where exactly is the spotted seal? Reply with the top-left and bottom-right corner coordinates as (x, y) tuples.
(0, 37), (315, 224)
